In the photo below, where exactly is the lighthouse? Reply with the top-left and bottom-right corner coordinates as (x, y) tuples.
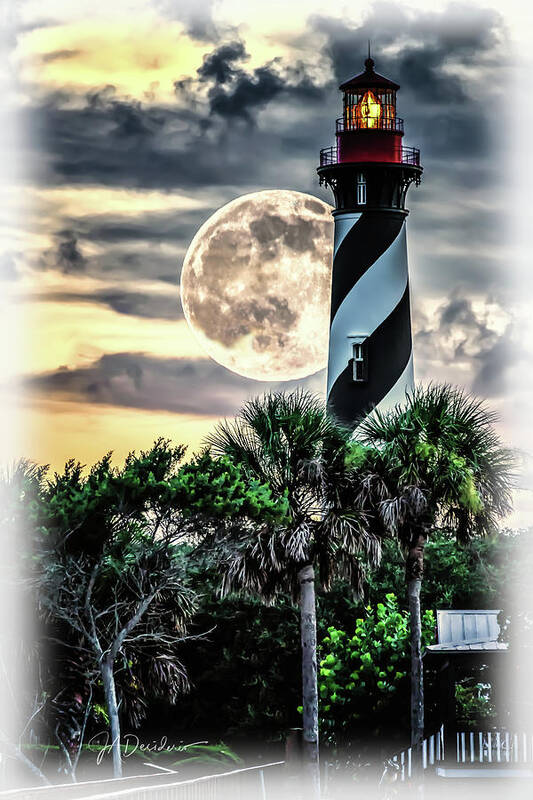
(318, 56), (422, 429)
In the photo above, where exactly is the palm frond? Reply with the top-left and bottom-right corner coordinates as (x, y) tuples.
(353, 382), (516, 545)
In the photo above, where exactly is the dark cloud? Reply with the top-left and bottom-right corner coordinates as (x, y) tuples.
(30, 288), (182, 321)
(312, 3), (502, 103)
(24, 4), (506, 196)
(41, 229), (87, 274)
(41, 49), (82, 63)
(34, 207), (215, 286)
(186, 39), (324, 125)
(83, 208), (212, 244)
(101, 250), (183, 285)
(197, 40), (248, 84)
(36, 228), (185, 285)
(28, 89), (289, 189)
(23, 352), (325, 417)
(19, 3), (512, 410)
(418, 110), (490, 158)
(207, 63), (285, 123)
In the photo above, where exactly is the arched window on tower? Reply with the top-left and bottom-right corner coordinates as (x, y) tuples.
(357, 173), (366, 205)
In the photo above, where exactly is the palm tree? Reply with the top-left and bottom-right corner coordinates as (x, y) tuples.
(206, 390), (381, 797)
(352, 384), (514, 746)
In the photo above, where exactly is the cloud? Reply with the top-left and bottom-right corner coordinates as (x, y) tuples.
(17, 4), (513, 413)
(22, 353), (326, 416)
(82, 208), (212, 245)
(35, 238), (184, 285)
(189, 40), (324, 124)
(313, 3), (503, 99)
(25, 2), (505, 199)
(196, 40), (248, 84)
(29, 288), (182, 321)
(40, 229), (87, 274)
(40, 49), (82, 64)
(35, 209), (216, 283)
(0, 254), (18, 282)
(29, 88), (264, 189)
(471, 328), (516, 397)
(155, 0), (221, 41)
(414, 292), (517, 397)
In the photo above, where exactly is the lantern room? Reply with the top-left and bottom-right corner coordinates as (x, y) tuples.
(337, 56), (404, 164)
(340, 56), (399, 131)
(317, 55), (422, 212)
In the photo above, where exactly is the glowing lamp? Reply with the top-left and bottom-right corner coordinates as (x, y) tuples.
(356, 90), (382, 129)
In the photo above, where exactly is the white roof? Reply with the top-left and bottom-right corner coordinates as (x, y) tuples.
(425, 609), (508, 654)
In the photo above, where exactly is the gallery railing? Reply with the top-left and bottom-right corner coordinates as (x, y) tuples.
(319, 145), (420, 167)
(336, 116), (404, 133)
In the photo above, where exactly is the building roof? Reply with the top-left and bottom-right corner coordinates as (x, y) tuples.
(339, 58), (400, 92)
(426, 641), (508, 653)
(425, 609), (508, 656)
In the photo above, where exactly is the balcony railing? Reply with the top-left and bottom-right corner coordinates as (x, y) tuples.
(336, 115), (404, 133)
(401, 146), (421, 165)
(319, 145), (420, 168)
(319, 146), (337, 166)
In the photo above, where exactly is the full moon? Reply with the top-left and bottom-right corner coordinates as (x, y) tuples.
(180, 190), (333, 381)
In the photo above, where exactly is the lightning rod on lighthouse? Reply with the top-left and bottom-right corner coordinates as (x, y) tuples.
(318, 56), (422, 429)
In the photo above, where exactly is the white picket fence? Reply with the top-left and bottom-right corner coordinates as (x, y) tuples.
(382, 726), (533, 784)
(455, 730), (533, 764)
(382, 725), (445, 782)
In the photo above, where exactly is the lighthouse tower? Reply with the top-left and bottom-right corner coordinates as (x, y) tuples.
(318, 56), (422, 429)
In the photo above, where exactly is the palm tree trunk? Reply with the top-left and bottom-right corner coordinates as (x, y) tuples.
(298, 563), (320, 799)
(101, 658), (122, 778)
(406, 532), (426, 748)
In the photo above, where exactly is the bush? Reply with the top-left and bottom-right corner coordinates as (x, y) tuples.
(317, 594), (435, 745)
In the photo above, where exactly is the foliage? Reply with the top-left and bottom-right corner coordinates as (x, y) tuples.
(365, 531), (515, 610)
(206, 389), (379, 600)
(352, 384), (515, 547)
(165, 529), (531, 743)
(5, 401), (523, 768)
(349, 385), (514, 745)
(32, 441), (287, 555)
(316, 594), (435, 745)
(455, 681), (497, 729)
(176, 452), (289, 523)
(16, 439), (288, 777)
(173, 563), (301, 740)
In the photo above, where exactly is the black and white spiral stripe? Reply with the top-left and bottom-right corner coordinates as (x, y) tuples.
(327, 210), (414, 428)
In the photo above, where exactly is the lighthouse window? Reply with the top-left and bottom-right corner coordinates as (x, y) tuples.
(357, 173), (366, 205)
(352, 340), (367, 382)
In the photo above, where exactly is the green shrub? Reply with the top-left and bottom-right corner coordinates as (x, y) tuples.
(318, 594), (435, 744)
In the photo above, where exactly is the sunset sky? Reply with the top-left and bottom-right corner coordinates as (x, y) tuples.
(2, 0), (533, 526)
